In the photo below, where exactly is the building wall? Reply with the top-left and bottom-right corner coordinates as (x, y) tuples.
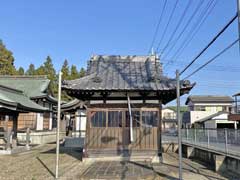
(75, 110), (86, 131)
(18, 112), (53, 131)
(190, 111), (214, 124)
(162, 109), (176, 119)
(18, 112), (37, 130)
(188, 101), (232, 112)
(36, 113), (44, 130)
(204, 120), (216, 129)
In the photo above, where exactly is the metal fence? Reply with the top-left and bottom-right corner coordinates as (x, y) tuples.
(182, 128), (240, 157)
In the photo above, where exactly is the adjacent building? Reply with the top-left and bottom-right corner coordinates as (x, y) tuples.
(0, 84), (47, 149)
(0, 76), (58, 131)
(184, 95), (234, 128)
(162, 106), (188, 132)
(61, 99), (87, 137)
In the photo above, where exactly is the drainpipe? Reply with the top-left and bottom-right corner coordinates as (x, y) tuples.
(127, 95), (134, 143)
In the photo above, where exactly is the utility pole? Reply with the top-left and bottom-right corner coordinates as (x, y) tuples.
(176, 70), (182, 180)
(237, 0), (240, 52)
(55, 71), (62, 179)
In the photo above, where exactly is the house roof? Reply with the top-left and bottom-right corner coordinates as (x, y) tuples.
(163, 106), (188, 113)
(0, 85), (48, 112)
(194, 111), (228, 123)
(185, 95), (233, 105)
(0, 76), (50, 98)
(62, 55), (194, 103)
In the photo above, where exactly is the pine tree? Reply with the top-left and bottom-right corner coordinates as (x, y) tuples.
(26, 64), (36, 75)
(35, 65), (45, 75)
(43, 56), (56, 81)
(79, 67), (86, 78)
(61, 59), (69, 80)
(70, 65), (79, 80)
(0, 40), (16, 75)
(17, 67), (25, 75)
(36, 56), (57, 96)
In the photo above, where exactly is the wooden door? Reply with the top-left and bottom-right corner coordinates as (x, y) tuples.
(86, 108), (159, 151)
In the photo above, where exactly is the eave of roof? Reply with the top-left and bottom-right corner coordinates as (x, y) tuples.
(0, 85), (48, 112)
(31, 94), (58, 104)
(185, 95), (234, 105)
(163, 106), (188, 112)
(61, 99), (86, 112)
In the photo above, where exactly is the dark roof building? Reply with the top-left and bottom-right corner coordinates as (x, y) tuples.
(62, 54), (194, 157)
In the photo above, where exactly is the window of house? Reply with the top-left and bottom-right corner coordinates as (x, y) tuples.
(222, 106), (228, 112)
(164, 112), (175, 119)
(108, 111), (123, 127)
(91, 111), (106, 127)
(195, 106), (206, 111)
(126, 111), (140, 127)
(142, 111), (158, 127)
(216, 106), (223, 112)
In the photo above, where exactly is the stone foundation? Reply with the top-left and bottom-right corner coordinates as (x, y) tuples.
(17, 131), (66, 145)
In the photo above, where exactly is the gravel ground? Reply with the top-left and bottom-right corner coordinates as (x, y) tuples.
(0, 144), (238, 180)
(0, 144), (89, 180)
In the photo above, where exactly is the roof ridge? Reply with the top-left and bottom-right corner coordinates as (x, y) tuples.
(0, 75), (48, 79)
(90, 54), (159, 62)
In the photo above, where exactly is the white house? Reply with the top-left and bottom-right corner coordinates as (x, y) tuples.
(162, 106), (188, 131)
(184, 95), (233, 127)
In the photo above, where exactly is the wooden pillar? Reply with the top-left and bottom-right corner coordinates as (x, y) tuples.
(84, 107), (91, 157)
(12, 113), (18, 139)
(5, 115), (9, 132)
(158, 101), (162, 160)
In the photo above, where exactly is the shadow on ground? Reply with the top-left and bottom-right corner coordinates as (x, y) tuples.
(40, 145), (83, 161)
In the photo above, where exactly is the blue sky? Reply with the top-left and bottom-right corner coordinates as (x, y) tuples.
(1, 0), (240, 105)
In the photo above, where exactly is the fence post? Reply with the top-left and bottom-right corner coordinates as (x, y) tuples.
(207, 129), (210, 148)
(26, 128), (30, 150)
(225, 129), (228, 153)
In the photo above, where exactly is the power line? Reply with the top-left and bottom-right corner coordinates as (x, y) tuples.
(160, 0), (192, 54)
(162, 0), (205, 60)
(180, 12), (238, 75)
(148, 0), (167, 54)
(164, 60), (240, 72)
(165, 0), (217, 67)
(183, 38), (239, 80)
(156, 0), (179, 52)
